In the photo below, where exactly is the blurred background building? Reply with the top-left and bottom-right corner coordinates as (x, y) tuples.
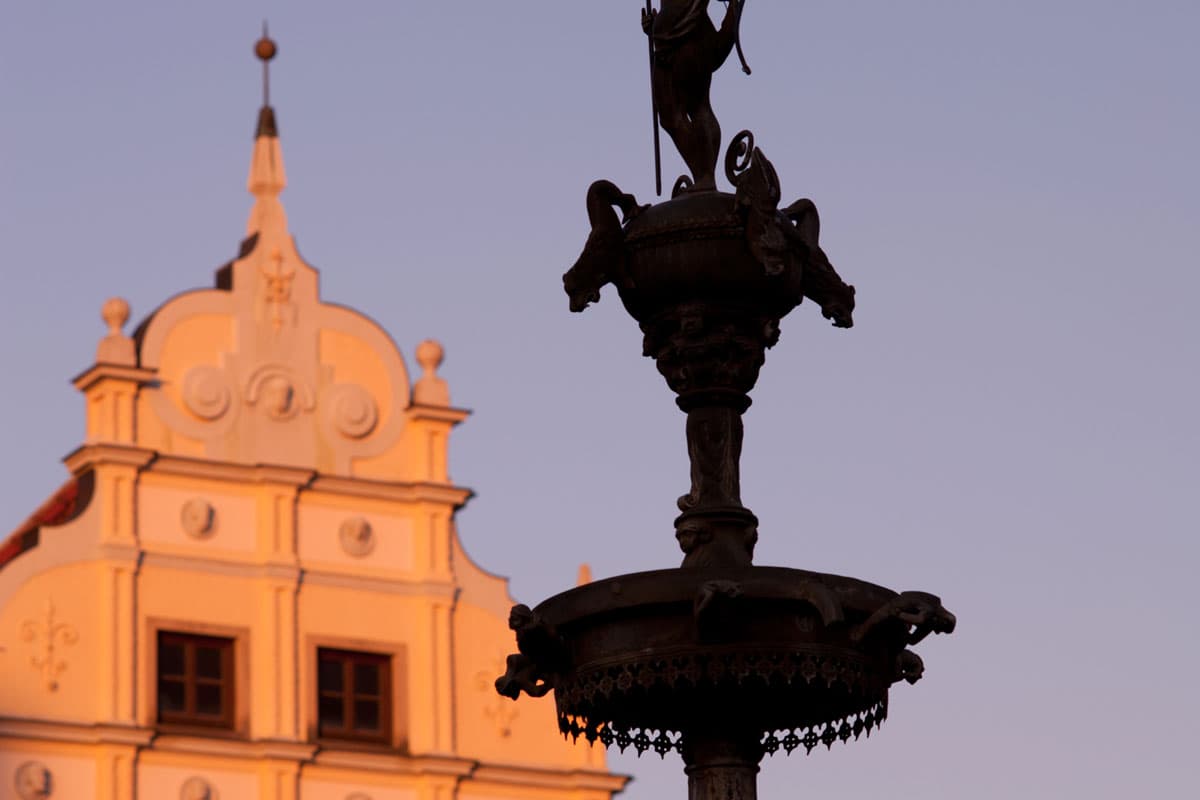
(0, 40), (624, 800)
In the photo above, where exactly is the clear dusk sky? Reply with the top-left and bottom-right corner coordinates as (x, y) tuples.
(2, 2), (1198, 797)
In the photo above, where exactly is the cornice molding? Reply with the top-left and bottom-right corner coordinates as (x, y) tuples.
(140, 550), (456, 597)
(405, 405), (472, 425)
(62, 444), (156, 474)
(306, 476), (473, 507)
(151, 734), (318, 761)
(310, 749), (475, 776)
(71, 363), (158, 392)
(471, 763), (632, 792)
(0, 717), (155, 746)
(142, 456), (474, 508)
(148, 455), (316, 486)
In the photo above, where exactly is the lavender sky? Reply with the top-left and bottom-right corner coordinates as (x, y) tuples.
(2, 2), (1198, 797)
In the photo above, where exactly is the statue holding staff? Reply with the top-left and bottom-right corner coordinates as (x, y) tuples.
(642, 0), (749, 191)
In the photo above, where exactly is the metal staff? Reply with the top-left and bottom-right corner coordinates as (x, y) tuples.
(645, 0), (663, 196)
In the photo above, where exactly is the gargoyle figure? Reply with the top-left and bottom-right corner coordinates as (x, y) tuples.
(643, 0), (746, 190)
(782, 198), (856, 328)
(563, 180), (645, 312)
(727, 131), (856, 327)
(495, 604), (570, 701)
(495, 653), (553, 699)
(896, 649), (925, 685)
(851, 591), (957, 645)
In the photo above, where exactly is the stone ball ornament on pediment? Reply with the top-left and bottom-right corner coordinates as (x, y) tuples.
(14, 761), (52, 800)
(180, 498), (216, 539)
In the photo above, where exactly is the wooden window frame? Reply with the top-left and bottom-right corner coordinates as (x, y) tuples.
(156, 631), (236, 730)
(316, 647), (392, 744)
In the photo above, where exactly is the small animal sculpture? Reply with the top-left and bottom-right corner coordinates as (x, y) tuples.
(495, 604), (568, 700)
(563, 180), (646, 312)
(727, 131), (856, 327)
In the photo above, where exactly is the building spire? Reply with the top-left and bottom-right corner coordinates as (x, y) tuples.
(246, 23), (287, 237)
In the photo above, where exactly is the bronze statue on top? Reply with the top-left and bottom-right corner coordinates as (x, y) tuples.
(644, 0), (748, 191)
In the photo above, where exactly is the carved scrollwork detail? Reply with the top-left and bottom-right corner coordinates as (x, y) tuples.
(182, 365), (233, 421)
(724, 130), (757, 186)
(324, 383), (379, 439)
(180, 498), (216, 539)
(180, 776), (216, 800)
(338, 516), (375, 558)
(14, 761), (52, 800)
(245, 365), (315, 421)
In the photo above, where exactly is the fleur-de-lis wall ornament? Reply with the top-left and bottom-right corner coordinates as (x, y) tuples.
(476, 656), (519, 737)
(20, 599), (79, 691)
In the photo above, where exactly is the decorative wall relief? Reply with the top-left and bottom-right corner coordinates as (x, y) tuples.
(324, 383), (379, 439)
(245, 365), (315, 421)
(182, 365), (233, 421)
(13, 761), (52, 800)
(476, 656), (519, 737)
(338, 517), (375, 557)
(180, 776), (216, 800)
(20, 599), (78, 692)
(180, 498), (216, 539)
(259, 246), (297, 333)
(345, 794), (373, 800)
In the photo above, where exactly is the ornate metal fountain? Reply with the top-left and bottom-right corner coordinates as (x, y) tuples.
(498, 4), (954, 798)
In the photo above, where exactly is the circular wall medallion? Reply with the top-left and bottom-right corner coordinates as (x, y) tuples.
(180, 776), (216, 800)
(338, 517), (375, 557)
(325, 384), (379, 439)
(14, 761), (52, 800)
(180, 498), (216, 539)
(182, 366), (232, 421)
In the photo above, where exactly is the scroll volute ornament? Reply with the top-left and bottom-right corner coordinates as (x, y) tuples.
(324, 384), (379, 439)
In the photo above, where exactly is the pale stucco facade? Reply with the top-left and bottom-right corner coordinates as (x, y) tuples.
(0, 61), (624, 800)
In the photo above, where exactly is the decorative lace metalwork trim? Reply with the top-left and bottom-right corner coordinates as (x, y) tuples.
(556, 700), (887, 758)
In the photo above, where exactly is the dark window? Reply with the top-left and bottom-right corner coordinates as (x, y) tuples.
(157, 631), (235, 729)
(317, 648), (391, 743)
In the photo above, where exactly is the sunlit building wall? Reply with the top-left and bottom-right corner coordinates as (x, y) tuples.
(0, 48), (624, 800)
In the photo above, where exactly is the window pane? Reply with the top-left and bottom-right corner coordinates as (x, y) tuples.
(195, 646), (223, 679)
(158, 678), (185, 713)
(196, 683), (224, 716)
(319, 695), (344, 729)
(354, 662), (380, 696)
(354, 699), (380, 732)
(318, 656), (343, 692)
(158, 641), (185, 676)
